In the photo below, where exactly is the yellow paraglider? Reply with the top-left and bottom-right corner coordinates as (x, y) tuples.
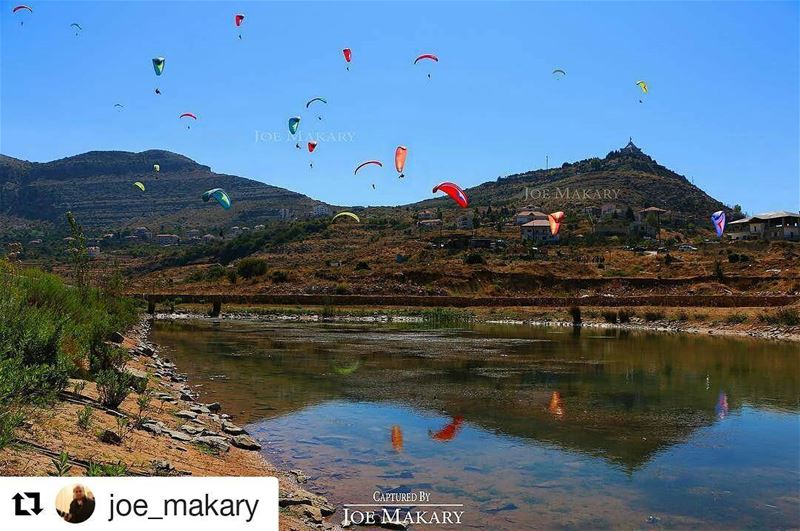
(133, 181), (145, 192)
(636, 80), (648, 94)
(332, 211), (360, 223)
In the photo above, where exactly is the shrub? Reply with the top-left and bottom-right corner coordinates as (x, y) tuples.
(644, 311), (665, 322)
(77, 405), (93, 430)
(618, 309), (633, 323)
(95, 369), (132, 409)
(236, 257), (268, 279)
(335, 283), (350, 295)
(569, 306), (582, 325)
(354, 261), (370, 271)
(225, 269), (238, 284)
(724, 313), (748, 324)
(465, 253), (485, 265)
(86, 460), (128, 477)
(49, 451), (73, 477)
(602, 311), (618, 324)
(271, 270), (288, 283)
(758, 308), (799, 327)
(714, 260), (725, 281)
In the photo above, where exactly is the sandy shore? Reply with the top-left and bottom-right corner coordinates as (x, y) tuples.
(0, 318), (336, 531)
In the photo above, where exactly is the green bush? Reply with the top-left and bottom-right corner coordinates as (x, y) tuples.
(724, 312), (748, 324)
(618, 309), (633, 323)
(602, 311), (618, 324)
(95, 369), (133, 409)
(271, 270), (288, 283)
(758, 308), (799, 327)
(465, 253), (485, 265)
(236, 257), (268, 279)
(644, 311), (665, 322)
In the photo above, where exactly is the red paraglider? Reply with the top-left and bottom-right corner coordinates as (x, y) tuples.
(429, 416), (464, 442)
(343, 48), (352, 70)
(548, 211), (565, 236)
(234, 13), (244, 26)
(12, 4), (32, 13)
(179, 113), (197, 120)
(354, 160), (382, 175)
(308, 141), (317, 153)
(432, 182), (468, 208)
(414, 53), (439, 64)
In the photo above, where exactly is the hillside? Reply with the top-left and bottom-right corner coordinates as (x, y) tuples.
(0, 150), (328, 229)
(411, 141), (726, 222)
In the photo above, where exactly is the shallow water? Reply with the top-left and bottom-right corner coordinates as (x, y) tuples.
(152, 319), (800, 529)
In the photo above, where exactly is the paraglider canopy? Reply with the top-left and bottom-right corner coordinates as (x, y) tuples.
(70, 23), (82, 31)
(636, 80), (648, 94)
(152, 57), (165, 76)
(548, 211), (565, 236)
(432, 182), (468, 208)
(234, 13), (245, 27)
(332, 211), (360, 223)
(153, 164), (160, 172)
(552, 68), (566, 79)
(288, 116), (301, 135)
(12, 5), (32, 13)
(133, 182), (145, 192)
(354, 160), (383, 175)
(711, 211), (726, 237)
(305, 97), (327, 108)
(180, 112), (197, 120)
(202, 188), (232, 210)
(414, 53), (439, 64)
(342, 48), (352, 62)
(395, 146), (407, 177)
(308, 141), (318, 153)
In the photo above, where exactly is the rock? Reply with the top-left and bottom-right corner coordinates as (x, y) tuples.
(141, 421), (164, 435)
(180, 424), (203, 435)
(221, 421), (245, 435)
(195, 435), (230, 452)
(280, 495), (313, 508)
(206, 402), (222, 412)
(231, 434), (261, 451)
(301, 504), (323, 524)
(124, 368), (149, 393)
(190, 405), (211, 415)
(109, 331), (125, 344)
(180, 392), (195, 402)
(164, 429), (193, 442)
(100, 429), (122, 445)
(175, 410), (197, 420)
(290, 469), (309, 484)
(152, 460), (176, 475)
(140, 346), (155, 357)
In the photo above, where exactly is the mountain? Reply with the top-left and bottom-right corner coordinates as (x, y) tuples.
(411, 140), (726, 222)
(0, 150), (327, 230)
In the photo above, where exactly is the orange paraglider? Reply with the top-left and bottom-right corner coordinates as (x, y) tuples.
(548, 211), (565, 236)
(395, 146), (407, 178)
(429, 416), (464, 442)
(391, 425), (403, 452)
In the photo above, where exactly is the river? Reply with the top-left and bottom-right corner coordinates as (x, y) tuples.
(152, 318), (799, 529)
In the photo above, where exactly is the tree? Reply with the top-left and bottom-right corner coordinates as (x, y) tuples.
(625, 206), (635, 221)
(66, 212), (89, 291)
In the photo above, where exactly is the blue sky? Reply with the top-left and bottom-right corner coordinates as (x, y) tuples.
(2, 1), (798, 213)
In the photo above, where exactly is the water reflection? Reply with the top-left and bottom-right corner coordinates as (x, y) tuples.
(153, 319), (800, 529)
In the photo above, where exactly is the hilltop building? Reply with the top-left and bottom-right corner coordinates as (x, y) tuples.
(521, 219), (558, 242)
(727, 211), (799, 241)
(515, 209), (547, 225)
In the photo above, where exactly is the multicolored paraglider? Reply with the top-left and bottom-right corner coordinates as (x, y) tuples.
(234, 13), (244, 39)
(180, 112), (197, 128)
(152, 57), (165, 76)
(332, 211), (360, 223)
(414, 53), (439, 79)
(432, 182), (468, 208)
(288, 116), (300, 134)
(342, 48), (352, 70)
(201, 188), (232, 210)
(636, 80), (648, 103)
(12, 5), (32, 25)
(395, 146), (407, 178)
(548, 211), (565, 236)
(429, 416), (463, 442)
(133, 182), (145, 192)
(711, 211), (726, 238)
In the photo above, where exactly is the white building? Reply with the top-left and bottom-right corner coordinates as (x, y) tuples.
(311, 204), (332, 218)
(521, 219), (558, 242)
(156, 234), (180, 246)
(515, 210), (547, 225)
(727, 211), (800, 241)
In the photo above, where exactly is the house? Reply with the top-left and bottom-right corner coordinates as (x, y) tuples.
(727, 211), (800, 241)
(156, 234), (180, 246)
(254, 224), (265, 231)
(278, 208), (295, 221)
(521, 219), (557, 242)
(515, 210), (548, 225)
(228, 226), (242, 238)
(186, 229), (201, 239)
(418, 210), (436, 221)
(629, 221), (658, 238)
(456, 212), (474, 230)
(583, 206), (601, 218)
(87, 246), (101, 259)
(133, 227), (152, 240)
(418, 219), (443, 231)
(28, 239), (42, 246)
(310, 204), (332, 218)
(202, 233), (218, 243)
(600, 203), (622, 217)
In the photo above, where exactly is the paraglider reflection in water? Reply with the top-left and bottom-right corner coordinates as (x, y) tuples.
(180, 112), (197, 129)
(711, 211), (726, 238)
(391, 425), (403, 452)
(414, 53), (438, 79)
(716, 392), (729, 420)
(332, 211), (360, 223)
(548, 211), (565, 236)
(234, 13), (244, 39)
(332, 360), (360, 374)
(133, 182), (145, 192)
(432, 182), (468, 208)
(429, 416), (463, 442)
(342, 48), (352, 70)
(202, 188), (232, 210)
(548, 391), (564, 417)
(395, 146), (407, 178)
(12, 5), (32, 26)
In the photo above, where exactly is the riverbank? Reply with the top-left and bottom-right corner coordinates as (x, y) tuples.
(0, 317), (335, 530)
(150, 303), (800, 342)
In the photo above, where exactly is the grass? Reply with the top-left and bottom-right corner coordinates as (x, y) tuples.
(724, 312), (748, 325)
(0, 260), (137, 449)
(758, 308), (800, 327)
(417, 308), (473, 325)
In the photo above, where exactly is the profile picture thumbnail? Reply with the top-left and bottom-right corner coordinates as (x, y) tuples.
(55, 484), (96, 524)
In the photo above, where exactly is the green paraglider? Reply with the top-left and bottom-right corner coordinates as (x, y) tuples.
(288, 116), (301, 135)
(152, 57), (165, 76)
(133, 181), (145, 192)
(202, 188), (232, 210)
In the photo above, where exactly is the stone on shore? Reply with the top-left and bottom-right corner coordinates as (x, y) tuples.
(231, 434), (261, 451)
